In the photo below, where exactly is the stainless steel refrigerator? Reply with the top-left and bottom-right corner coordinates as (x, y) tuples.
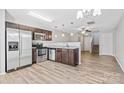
(7, 28), (32, 71)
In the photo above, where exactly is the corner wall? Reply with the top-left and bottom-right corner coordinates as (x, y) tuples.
(0, 9), (6, 74)
(114, 14), (124, 72)
(99, 32), (113, 56)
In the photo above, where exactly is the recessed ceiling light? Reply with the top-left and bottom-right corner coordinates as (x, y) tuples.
(70, 33), (74, 36)
(62, 33), (65, 37)
(55, 35), (57, 38)
(28, 11), (53, 22)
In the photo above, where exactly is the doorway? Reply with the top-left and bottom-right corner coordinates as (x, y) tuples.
(79, 31), (100, 55)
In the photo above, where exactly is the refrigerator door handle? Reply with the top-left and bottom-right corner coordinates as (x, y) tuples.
(19, 33), (22, 55)
(21, 36), (23, 55)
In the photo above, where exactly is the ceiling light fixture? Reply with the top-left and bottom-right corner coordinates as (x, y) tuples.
(81, 31), (86, 34)
(77, 9), (102, 19)
(77, 10), (83, 19)
(28, 11), (53, 22)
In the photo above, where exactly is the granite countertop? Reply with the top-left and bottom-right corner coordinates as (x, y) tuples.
(32, 47), (37, 49)
(45, 46), (79, 49)
(32, 46), (79, 49)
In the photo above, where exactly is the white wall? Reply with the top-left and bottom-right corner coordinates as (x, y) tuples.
(79, 35), (84, 51)
(114, 14), (124, 72)
(99, 32), (113, 55)
(52, 31), (70, 42)
(68, 33), (79, 42)
(0, 9), (5, 74)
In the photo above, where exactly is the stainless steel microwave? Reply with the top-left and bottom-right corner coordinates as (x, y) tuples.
(34, 32), (46, 40)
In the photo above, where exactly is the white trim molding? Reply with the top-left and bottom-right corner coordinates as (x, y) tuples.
(0, 72), (6, 75)
(114, 55), (124, 72)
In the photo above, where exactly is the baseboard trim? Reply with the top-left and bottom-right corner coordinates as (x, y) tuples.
(0, 72), (6, 75)
(99, 53), (114, 56)
(114, 56), (124, 72)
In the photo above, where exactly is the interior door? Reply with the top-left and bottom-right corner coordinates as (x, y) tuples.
(84, 36), (91, 51)
(19, 30), (32, 67)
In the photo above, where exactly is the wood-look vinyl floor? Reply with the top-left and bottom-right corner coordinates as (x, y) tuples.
(0, 52), (124, 84)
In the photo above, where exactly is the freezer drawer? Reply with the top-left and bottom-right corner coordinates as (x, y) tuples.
(7, 51), (19, 71)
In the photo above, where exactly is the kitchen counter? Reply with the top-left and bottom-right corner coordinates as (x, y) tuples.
(32, 42), (81, 65)
(33, 46), (79, 49)
(47, 46), (79, 49)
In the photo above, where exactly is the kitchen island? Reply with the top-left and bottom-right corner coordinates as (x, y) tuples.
(32, 42), (81, 66)
(48, 46), (79, 66)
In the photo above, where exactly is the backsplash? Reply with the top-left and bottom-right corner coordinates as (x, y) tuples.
(32, 40), (81, 47)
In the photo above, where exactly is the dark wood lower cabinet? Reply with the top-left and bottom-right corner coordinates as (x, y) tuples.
(68, 49), (79, 65)
(55, 48), (62, 62)
(62, 49), (69, 64)
(32, 48), (37, 64)
(68, 49), (74, 65)
(55, 48), (79, 66)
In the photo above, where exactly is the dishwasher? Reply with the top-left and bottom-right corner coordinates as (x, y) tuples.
(48, 48), (56, 61)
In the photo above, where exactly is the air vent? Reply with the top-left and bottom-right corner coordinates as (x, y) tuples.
(87, 21), (95, 25)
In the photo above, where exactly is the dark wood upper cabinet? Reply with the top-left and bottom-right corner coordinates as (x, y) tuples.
(18, 24), (30, 31)
(48, 31), (52, 40)
(6, 22), (18, 29)
(6, 21), (52, 41)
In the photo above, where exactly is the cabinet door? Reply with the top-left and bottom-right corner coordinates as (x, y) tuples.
(32, 48), (37, 63)
(62, 49), (68, 64)
(48, 31), (52, 40)
(68, 49), (75, 65)
(74, 49), (79, 65)
(56, 51), (62, 62)
(55, 48), (62, 62)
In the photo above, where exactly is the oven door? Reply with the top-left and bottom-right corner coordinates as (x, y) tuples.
(38, 49), (47, 56)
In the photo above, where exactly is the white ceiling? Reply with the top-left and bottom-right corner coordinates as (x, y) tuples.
(6, 9), (124, 33)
